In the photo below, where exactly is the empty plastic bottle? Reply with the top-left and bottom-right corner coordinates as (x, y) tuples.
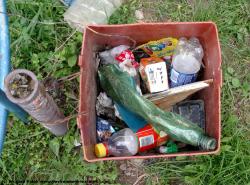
(95, 128), (139, 158)
(170, 37), (204, 87)
(190, 37), (204, 60)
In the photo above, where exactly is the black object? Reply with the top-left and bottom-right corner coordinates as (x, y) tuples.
(173, 100), (205, 131)
(132, 49), (150, 62)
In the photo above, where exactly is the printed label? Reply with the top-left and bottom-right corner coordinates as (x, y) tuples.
(139, 135), (154, 147)
(170, 68), (197, 87)
(145, 62), (169, 93)
(170, 68), (179, 83)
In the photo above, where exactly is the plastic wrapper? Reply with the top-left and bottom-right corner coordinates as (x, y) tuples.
(96, 92), (116, 120)
(96, 117), (115, 142)
(64, 0), (123, 31)
(116, 49), (139, 77)
(99, 45), (130, 65)
(115, 103), (147, 132)
(137, 38), (178, 59)
(98, 65), (216, 150)
(132, 48), (150, 63)
(116, 49), (139, 68)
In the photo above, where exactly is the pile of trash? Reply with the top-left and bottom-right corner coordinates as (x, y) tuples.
(94, 37), (216, 158)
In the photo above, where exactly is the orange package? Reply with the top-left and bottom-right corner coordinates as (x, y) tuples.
(139, 57), (169, 93)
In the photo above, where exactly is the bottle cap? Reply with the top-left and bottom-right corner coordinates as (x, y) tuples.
(158, 141), (178, 154)
(199, 136), (216, 150)
(167, 143), (178, 153)
(166, 141), (178, 153)
(95, 143), (107, 158)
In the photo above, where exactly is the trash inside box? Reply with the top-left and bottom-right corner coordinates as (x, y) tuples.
(78, 22), (222, 162)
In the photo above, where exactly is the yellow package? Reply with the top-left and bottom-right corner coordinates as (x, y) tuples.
(137, 38), (178, 58)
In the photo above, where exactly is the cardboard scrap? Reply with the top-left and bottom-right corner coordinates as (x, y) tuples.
(144, 79), (213, 111)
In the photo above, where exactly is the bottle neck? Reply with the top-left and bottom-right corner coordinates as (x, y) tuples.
(198, 135), (216, 150)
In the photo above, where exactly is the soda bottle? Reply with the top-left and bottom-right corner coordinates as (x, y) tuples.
(95, 128), (139, 158)
(136, 124), (169, 152)
(95, 125), (169, 157)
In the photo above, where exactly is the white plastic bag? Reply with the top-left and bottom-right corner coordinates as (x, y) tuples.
(64, 0), (123, 31)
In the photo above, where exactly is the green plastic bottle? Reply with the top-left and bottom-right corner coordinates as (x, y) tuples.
(98, 65), (216, 150)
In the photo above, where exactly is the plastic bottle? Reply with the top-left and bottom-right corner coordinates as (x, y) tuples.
(136, 124), (169, 152)
(189, 37), (204, 60)
(95, 125), (169, 157)
(95, 128), (139, 158)
(170, 37), (204, 87)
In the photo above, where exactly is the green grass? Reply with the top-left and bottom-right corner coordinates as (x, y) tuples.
(1, 0), (250, 184)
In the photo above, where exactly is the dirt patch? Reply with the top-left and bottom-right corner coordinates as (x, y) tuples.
(9, 73), (34, 99)
(135, 0), (171, 22)
(117, 159), (147, 185)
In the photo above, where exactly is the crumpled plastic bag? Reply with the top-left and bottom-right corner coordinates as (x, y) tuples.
(96, 92), (116, 120)
(99, 45), (130, 65)
(64, 0), (123, 31)
(96, 117), (115, 142)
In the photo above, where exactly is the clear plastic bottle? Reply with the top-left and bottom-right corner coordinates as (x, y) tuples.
(95, 128), (139, 158)
(174, 37), (204, 62)
(170, 37), (204, 87)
